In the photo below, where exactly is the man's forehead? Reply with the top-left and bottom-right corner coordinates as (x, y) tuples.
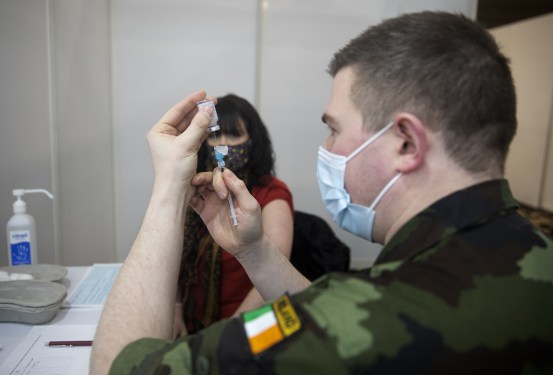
(324, 68), (359, 118)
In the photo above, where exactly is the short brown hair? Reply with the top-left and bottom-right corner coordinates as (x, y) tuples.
(328, 11), (517, 174)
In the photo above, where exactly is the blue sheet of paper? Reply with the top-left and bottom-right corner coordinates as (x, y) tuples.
(64, 263), (121, 307)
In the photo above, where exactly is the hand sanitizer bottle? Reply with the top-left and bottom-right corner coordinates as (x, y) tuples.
(6, 189), (53, 266)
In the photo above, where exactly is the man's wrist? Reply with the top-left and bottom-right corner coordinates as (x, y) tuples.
(151, 172), (194, 202)
(235, 235), (270, 266)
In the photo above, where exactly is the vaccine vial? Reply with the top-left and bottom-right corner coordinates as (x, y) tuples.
(196, 99), (220, 133)
(214, 145), (229, 169)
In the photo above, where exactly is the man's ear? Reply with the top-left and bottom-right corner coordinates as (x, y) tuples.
(392, 113), (427, 173)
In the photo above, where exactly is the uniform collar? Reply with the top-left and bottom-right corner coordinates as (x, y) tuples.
(375, 179), (519, 264)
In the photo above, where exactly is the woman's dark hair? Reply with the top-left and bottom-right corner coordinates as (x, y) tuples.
(197, 94), (275, 189)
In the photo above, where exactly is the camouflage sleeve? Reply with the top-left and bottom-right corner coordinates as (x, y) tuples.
(109, 337), (193, 374)
(108, 290), (351, 374)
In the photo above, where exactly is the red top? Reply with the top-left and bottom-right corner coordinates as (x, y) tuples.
(191, 176), (294, 322)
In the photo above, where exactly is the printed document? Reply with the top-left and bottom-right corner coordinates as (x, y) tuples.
(0, 325), (95, 375)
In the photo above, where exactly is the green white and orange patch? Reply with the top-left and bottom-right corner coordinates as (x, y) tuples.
(243, 294), (301, 355)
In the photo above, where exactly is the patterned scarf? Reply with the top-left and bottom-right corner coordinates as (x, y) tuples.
(178, 155), (249, 333)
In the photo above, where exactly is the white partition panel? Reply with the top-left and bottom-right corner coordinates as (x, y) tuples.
(111, 0), (258, 259)
(50, 0), (114, 266)
(1, 0), (115, 266)
(0, 0), (55, 265)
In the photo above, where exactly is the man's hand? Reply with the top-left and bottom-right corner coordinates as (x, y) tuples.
(190, 168), (310, 302)
(147, 90), (214, 187)
(190, 168), (264, 257)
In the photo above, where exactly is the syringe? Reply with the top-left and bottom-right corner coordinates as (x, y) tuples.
(196, 100), (238, 226)
(227, 195), (238, 227)
(214, 146), (239, 226)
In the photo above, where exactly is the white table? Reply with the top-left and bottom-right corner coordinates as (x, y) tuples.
(0, 266), (102, 366)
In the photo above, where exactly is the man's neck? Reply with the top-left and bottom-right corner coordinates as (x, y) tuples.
(382, 165), (501, 245)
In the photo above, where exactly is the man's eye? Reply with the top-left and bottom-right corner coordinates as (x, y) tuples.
(326, 125), (336, 136)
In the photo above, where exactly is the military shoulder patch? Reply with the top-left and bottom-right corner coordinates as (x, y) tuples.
(243, 294), (301, 355)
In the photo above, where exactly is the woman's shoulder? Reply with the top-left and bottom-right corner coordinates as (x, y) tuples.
(253, 176), (292, 194)
(252, 176), (294, 209)
(258, 175), (289, 189)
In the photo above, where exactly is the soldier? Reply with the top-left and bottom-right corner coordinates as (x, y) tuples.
(91, 11), (553, 374)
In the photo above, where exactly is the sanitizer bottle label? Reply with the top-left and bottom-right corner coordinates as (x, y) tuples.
(9, 230), (32, 265)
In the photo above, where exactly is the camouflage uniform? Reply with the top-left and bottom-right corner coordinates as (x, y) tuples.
(110, 179), (553, 374)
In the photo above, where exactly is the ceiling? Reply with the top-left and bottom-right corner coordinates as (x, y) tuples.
(477, 0), (553, 28)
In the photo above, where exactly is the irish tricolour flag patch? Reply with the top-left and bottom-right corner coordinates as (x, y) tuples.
(243, 294), (301, 355)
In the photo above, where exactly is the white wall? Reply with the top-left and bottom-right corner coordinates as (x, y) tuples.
(0, 0), (477, 267)
(0, 0), (114, 267)
(0, 0), (55, 264)
(50, 0), (115, 266)
(111, 0), (259, 261)
(260, 0), (399, 267)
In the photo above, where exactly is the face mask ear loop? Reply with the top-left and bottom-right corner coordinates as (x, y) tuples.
(368, 173), (402, 211)
(345, 122), (394, 163)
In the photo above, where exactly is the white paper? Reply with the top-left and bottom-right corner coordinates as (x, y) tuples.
(64, 263), (121, 307)
(0, 325), (96, 375)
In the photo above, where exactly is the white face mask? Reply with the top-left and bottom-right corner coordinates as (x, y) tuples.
(316, 122), (401, 242)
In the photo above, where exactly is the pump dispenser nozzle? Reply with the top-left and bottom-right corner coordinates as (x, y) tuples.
(12, 189), (54, 214)
(13, 189), (54, 199)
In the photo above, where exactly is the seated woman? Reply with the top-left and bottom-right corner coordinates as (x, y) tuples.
(174, 94), (294, 337)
